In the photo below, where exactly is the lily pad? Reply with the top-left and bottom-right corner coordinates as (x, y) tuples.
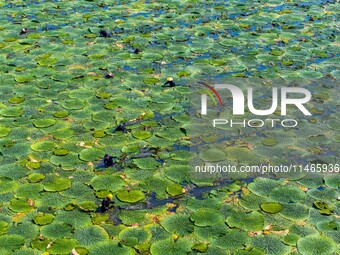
(261, 202), (283, 214)
(166, 184), (184, 196)
(53, 148), (70, 156)
(119, 227), (152, 247)
(116, 190), (145, 203)
(33, 119), (56, 128)
(226, 211), (264, 232)
(297, 235), (337, 255)
(9, 198), (35, 213)
(262, 137), (278, 146)
(47, 238), (79, 255)
(90, 175), (126, 193)
(8, 97), (25, 104)
(74, 225), (109, 248)
(33, 213), (54, 226)
(0, 126), (11, 137)
(0, 234), (24, 251)
(27, 173), (45, 183)
(79, 148), (105, 162)
(211, 229), (249, 250)
(41, 222), (73, 239)
(132, 130), (152, 140)
(190, 208), (225, 227)
(43, 175), (72, 192)
(161, 214), (194, 235)
(78, 201), (97, 212)
(30, 141), (57, 152)
(150, 237), (192, 255)
(199, 149), (227, 162)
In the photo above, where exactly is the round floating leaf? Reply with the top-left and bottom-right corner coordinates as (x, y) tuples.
(324, 175), (340, 188)
(90, 175), (126, 193)
(269, 186), (306, 203)
(53, 110), (68, 118)
(0, 221), (9, 235)
(150, 238), (192, 255)
(211, 229), (249, 250)
(142, 53), (163, 61)
(0, 234), (24, 251)
(74, 247), (89, 255)
(240, 193), (267, 211)
(28, 173), (45, 183)
(116, 190), (145, 203)
(161, 214), (194, 235)
(51, 128), (74, 139)
(0, 106), (23, 117)
(166, 184), (184, 196)
(119, 227), (152, 246)
(0, 126), (11, 137)
(30, 141), (57, 152)
(0, 177), (18, 194)
(50, 153), (81, 168)
(297, 235), (336, 255)
(79, 148), (105, 162)
(252, 235), (291, 255)
(8, 97), (25, 104)
(261, 202), (282, 213)
(33, 119), (56, 128)
(133, 157), (161, 170)
(226, 211), (264, 232)
(247, 178), (280, 197)
(78, 201), (97, 212)
(33, 213), (54, 225)
(61, 100), (86, 110)
(164, 165), (190, 183)
(88, 240), (135, 255)
(199, 149), (227, 162)
(9, 198), (35, 212)
(54, 210), (92, 228)
(316, 220), (340, 232)
(41, 222), (73, 239)
(262, 137), (278, 146)
(47, 238), (79, 255)
(43, 175), (71, 192)
(190, 208), (225, 227)
(74, 226), (109, 248)
(280, 203), (309, 221)
(53, 148), (69, 156)
(8, 221), (39, 240)
(326, 119), (340, 130)
(132, 130), (152, 140)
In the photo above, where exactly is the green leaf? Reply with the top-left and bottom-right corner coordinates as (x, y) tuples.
(90, 175), (126, 193)
(226, 211), (264, 232)
(161, 214), (194, 235)
(33, 119), (56, 128)
(190, 208), (225, 227)
(116, 190), (145, 203)
(47, 238), (79, 255)
(261, 202), (282, 214)
(150, 238), (192, 255)
(30, 141), (57, 152)
(41, 222), (73, 239)
(79, 148), (105, 162)
(78, 201), (97, 212)
(119, 227), (152, 246)
(297, 235), (337, 255)
(74, 226), (109, 248)
(33, 213), (54, 225)
(0, 126), (11, 137)
(0, 234), (24, 251)
(43, 175), (72, 192)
